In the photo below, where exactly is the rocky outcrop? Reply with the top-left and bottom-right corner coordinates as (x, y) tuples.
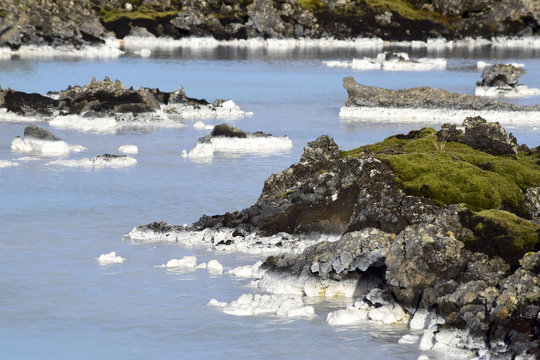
(342, 76), (539, 112)
(477, 64), (526, 88)
(194, 134), (441, 235)
(0, 77), (217, 117)
(2, 0), (539, 47)
(438, 117), (519, 156)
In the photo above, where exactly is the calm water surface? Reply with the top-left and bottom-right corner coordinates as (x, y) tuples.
(1, 45), (539, 360)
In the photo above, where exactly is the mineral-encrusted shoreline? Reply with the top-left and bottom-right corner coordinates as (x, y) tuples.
(132, 118), (540, 358)
(1, 0), (539, 49)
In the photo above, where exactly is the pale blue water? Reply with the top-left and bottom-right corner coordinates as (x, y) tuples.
(0, 45), (539, 360)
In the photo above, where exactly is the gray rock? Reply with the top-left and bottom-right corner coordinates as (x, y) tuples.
(461, 116), (519, 156)
(525, 187), (540, 224)
(246, 0), (292, 38)
(23, 126), (62, 141)
(342, 76), (539, 112)
(477, 64), (526, 88)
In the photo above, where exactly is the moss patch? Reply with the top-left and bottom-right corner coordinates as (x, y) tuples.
(462, 209), (540, 265)
(340, 128), (540, 215)
(99, 4), (178, 24)
(361, 0), (428, 20)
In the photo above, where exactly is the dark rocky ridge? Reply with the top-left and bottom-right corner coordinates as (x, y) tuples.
(342, 76), (540, 111)
(0, 77), (218, 118)
(1, 0), (539, 48)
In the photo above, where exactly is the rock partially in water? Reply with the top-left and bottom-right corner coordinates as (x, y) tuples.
(477, 64), (526, 88)
(342, 76), (537, 112)
(23, 125), (62, 141)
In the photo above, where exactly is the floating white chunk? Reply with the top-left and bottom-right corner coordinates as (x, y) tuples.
(0, 160), (19, 168)
(11, 136), (85, 156)
(227, 261), (265, 279)
(97, 251), (125, 265)
(193, 121), (214, 130)
(164, 256), (198, 269)
(214, 293), (315, 319)
(47, 156), (137, 168)
(207, 259), (223, 274)
(398, 334), (420, 344)
(118, 145), (139, 154)
(475, 85), (540, 98)
(326, 306), (369, 325)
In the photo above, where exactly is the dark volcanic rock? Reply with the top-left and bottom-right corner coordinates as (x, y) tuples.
(462, 116), (519, 156)
(526, 187), (540, 224)
(23, 126), (62, 141)
(194, 135), (441, 236)
(209, 124), (247, 139)
(0, 89), (59, 116)
(342, 76), (538, 111)
(477, 64), (526, 88)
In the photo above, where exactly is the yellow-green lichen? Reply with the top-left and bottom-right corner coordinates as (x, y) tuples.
(298, 0), (328, 12)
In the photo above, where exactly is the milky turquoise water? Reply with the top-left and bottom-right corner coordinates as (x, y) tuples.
(0, 44), (539, 360)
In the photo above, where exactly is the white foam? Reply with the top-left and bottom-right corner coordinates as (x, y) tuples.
(206, 259), (223, 275)
(211, 293), (315, 318)
(325, 53), (446, 71)
(475, 85), (540, 98)
(340, 106), (540, 125)
(0, 38), (123, 59)
(193, 121), (214, 130)
(162, 255), (198, 270)
(47, 155), (137, 168)
(11, 136), (85, 156)
(97, 251), (125, 265)
(118, 145), (139, 154)
(127, 226), (334, 256)
(0, 160), (19, 168)
(185, 135), (293, 160)
(227, 261), (265, 279)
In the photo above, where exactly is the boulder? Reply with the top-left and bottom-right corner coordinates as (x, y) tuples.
(23, 125), (62, 141)
(477, 64), (526, 88)
(0, 89), (58, 116)
(461, 116), (519, 156)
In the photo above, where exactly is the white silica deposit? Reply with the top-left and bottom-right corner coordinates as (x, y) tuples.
(163, 100), (253, 119)
(208, 293), (315, 318)
(0, 38), (123, 59)
(47, 155), (137, 168)
(339, 106), (540, 125)
(183, 135), (293, 161)
(476, 60), (524, 70)
(162, 256), (198, 270)
(0, 160), (19, 168)
(118, 145), (139, 154)
(127, 226), (335, 256)
(475, 85), (540, 98)
(11, 136), (85, 156)
(326, 300), (409, 326)
(193, 121), (214, 130)
(206, 259), (224, 275)
(227, 261), (265, 279)
(97, 251), (125, 265)
(324, 52), (446, 71)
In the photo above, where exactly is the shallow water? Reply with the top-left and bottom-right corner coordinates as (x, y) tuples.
(1, 43), (539, 360)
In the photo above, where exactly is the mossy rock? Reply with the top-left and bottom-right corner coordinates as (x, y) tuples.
(298, 0), (328, 12)
(99, 4), (178, 24)
(461, 209), (540, 265)
(340, 128), (540, 216)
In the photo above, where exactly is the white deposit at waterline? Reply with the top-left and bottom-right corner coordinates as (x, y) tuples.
(47, 155), (137, 168)
(118, 145), (139, 154)
(97, 251), (125, 265)
(208, 293), (315, 318)
(324, 52), (446, 71)
(339, 106), (540, 125)
(475, 85), (540, 98)
(182, 135), (293, 161)
(0, 160), (19, 168)
(11, 136), (85, 156)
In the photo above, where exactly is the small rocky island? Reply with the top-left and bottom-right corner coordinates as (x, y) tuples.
(132, 117), (540, 358)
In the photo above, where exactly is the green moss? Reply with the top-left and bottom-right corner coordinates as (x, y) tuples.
(340, 128), (540, 215)
(298, 0), (328, 12)
(360, 0), (431, 21)
(99, 4), (178, 24)
(463, 209), (540, 264)
(0, 9), (7, 18)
